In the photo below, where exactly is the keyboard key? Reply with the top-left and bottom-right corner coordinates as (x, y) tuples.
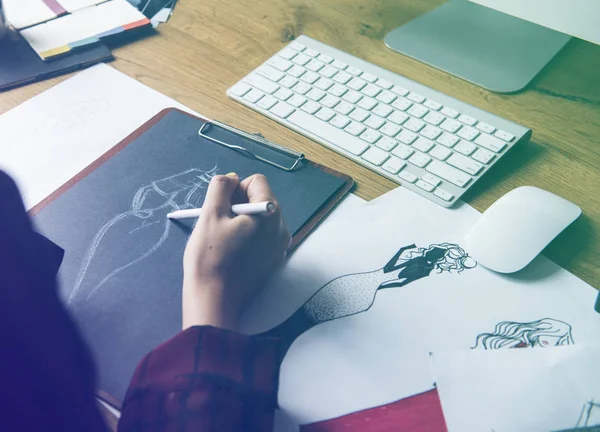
(257, 95), (277, 110)
(332, 60), (348, 69)
(420, 125), (442, 140)
(407, 104), (429, 119)
(229, 82), (252, 97)
(300, 71), (320, 84)
(333, 71), (353, 84)
(372, 104), (393, 118)
(360, 128), (382, 144)
(423, 111), (445, 126)
(404, 118), (426, 132)
(429, 145), (452, 161)
(422, 173), (441, 187)
(292, 82), (311, 95)
(361, 72), (377, 82)
(268, 57), (293, 71)
(288, 65), (306, 77)
(306, 88), (326, 101)
(304, 48), (319, 57)
(495, 129), (515, 142)
(335, 101), (354, 115)
(348, 78), (367, 91)
(257, 65), (285, 81)
(315, 107), (335, 121)
(388, 111), (409, 125)
(288, 94), (307, 107)
(416, 179), (435, 192)
(321, 95), (340, 108)
(398, 170), (417, 183)
(270, 101), (295, 118)
(361, 83), (381, 97)
(472, 148), (495, 164)
(288, 110), (368, 155)
(434, 188), (454, 202)
(244, 74), (279, 94)
(274, 88), (293, 100)
(364, 115), (385, 130)
(306, 60), (325, 72)
(391, 86), (409, 96)
(279, 48), (298, 60)
(426, 160), (471, 188)
(376, 90), (397, 105)
(328, 83), (348, 97)
(392, 98), (412, 111)
(382, 156), (406, 174)
(392, 144), (414, 160)
(357, 97), (377, 111)
(454, 140), (476, 156)
(407, 92), (426, 103)
(408, 151), (431, 168)
(330, 114), (350, 129)
(244, 89), (264, 103)
(279, 76), (299, 88)
(424, 100), (442, 111)
(457, 126), (479, 141)
(380, 122), (401, 137)
(314, 78), (334, 91)
(458, 114), (477, 126)
(320, 65), (338, 78)
(437, 132), (459, 147)
(447, 153), (484, 175)
(474, 134), (507, 152)
(292, 53), (311, 66)
(440, 119), (462, 133)
(290, 42), (305, 51)
(342, 90), (362, 104)
(349, 108), (369, 122)
(318, 53), (334, 63)
(345, 121), (366, 136)
(376, 78), (393, 89)
(397, 130), (418, 145)
(441, 107), (459, 118)
(346, 66), (362, 76)
(376, 137), (398, 151)
(362, 147), (389, 166)
(476, 122), (496, 134)
(412, 137), (434, 153)
(301, 100), (321, 114)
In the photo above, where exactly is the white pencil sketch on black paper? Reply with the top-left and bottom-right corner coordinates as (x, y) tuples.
(68, 167), (218, 303)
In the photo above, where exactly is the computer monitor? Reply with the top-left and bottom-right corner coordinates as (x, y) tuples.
(384, 0), (600, 93)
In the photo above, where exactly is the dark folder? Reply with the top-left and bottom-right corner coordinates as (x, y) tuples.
(31, 108), (353, 407)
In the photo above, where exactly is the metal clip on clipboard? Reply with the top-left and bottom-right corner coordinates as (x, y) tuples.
(198, 120), (305, 171)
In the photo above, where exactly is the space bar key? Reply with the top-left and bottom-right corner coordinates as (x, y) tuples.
(288, 110), (369, 156)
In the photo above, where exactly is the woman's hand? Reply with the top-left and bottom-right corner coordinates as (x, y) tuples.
(182, 173), (291, 331)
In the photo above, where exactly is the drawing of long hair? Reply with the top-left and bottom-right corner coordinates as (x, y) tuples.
(472, 318), (575, 350)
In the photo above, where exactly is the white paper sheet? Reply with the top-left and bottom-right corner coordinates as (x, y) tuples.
(431, 345), (600, 432)
(0, 64), (190, 210)
(241, 186), (600, 427)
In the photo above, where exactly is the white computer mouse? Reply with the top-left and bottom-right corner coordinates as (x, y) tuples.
(465, 186), (581, 273)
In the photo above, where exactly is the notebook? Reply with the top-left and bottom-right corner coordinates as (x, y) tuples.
(31, 108), (353, 407)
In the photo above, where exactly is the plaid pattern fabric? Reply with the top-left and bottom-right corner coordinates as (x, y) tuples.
(119, 326), (282, 432)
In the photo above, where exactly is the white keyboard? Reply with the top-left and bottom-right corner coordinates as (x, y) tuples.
(227, 35), (532, 207)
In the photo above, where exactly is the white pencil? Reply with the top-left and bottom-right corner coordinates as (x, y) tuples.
(167, 201), (275, 220)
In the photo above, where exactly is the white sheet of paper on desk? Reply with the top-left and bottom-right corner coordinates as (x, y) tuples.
(0, 64), (191, 210)
(430, 345), (600, 432)
(240, 186), (600, 427)
(3, 0), (57, 30)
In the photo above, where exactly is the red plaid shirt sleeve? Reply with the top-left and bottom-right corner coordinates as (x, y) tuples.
(118, 326), (282, 432)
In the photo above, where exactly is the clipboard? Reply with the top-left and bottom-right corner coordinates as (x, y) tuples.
(31, 108), (354, 408)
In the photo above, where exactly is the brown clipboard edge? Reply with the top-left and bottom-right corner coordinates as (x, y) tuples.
(29, 107), (354, 410)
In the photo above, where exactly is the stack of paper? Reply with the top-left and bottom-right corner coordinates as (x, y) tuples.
(3, 0), (107, 29)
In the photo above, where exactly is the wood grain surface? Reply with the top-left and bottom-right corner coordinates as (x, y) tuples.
(1, 0), (599, 290)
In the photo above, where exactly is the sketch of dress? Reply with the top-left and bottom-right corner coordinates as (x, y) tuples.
(472, 318), (575, 349)
(263, 243), (477, 357)
(68, 167), (217, 304)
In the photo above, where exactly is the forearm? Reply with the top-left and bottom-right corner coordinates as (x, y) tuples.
(119, 326), (281, 432)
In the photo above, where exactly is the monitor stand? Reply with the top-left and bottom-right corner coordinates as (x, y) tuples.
(384, 0), (571, 93)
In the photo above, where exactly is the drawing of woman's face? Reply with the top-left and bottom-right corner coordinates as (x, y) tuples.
(536, 334), (561, 347)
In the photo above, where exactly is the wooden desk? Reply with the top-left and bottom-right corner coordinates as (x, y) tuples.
(2, 0), (599, 290)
